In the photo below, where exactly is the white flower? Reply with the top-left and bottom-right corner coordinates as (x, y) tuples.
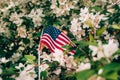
(28, 9), (44, 27)
(15, 63), (24, 69)
(40, 52), (51, 61)
(51, 0), (77, 17)
(79, 7), (89, 23)
(76, 63), (91, 72)
(89, 41), (105, 61)
(70, 18), (85, 40)
(59, 0), (67, 5)
(9, 12), (23, 26)
(65, 56), (77, 68)
(40, 63), (49, 71)
(89, 39), (119, 61)
(98, 69), (103, 74)
(92, 13), (107, 28)
(10, 43), (14, 47)
(17, 26), (27, 38)
(53, 68), (61, 75)
(80, 7), (89, 14)
(51, 0), (57, 9)
(16, 64), (37, 80)
(0, 77), (2, 80)
(0, 1), (15, 12)
(70, 18), (80, 35)
(0, 68), (2, 74)
(11, 53), (21, 63)
(103, 39), (119, 57)
(52, 49), (65, 66)
(0, 27), (5, 33)
(79, 7), (107, 28)
(1, 57), (9, 63)
(18, 46), (25, 51)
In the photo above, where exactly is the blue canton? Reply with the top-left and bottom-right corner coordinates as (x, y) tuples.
(43, 26), (61, 40)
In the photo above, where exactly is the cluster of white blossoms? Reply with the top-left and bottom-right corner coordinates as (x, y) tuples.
(27, 9), (44, 27)
(51, 0), (78, 17)
(17, 26), (27, 38)
(0, 53), (21, 64)
(70, 7), (107, 40)
(15, 63), (37, 80)
(0, 57), (9, 64)
(89, 39), (119, 61)
(40, 49), (91, 75)
(70, 18), (85, 40)
(9, 12), (24, 26)
(10, 53), (21, 63)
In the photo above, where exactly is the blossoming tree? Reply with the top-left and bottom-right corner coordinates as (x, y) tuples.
(0, 0), (120, 80)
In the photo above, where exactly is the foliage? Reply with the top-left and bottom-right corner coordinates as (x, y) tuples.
(0, 0), (120, 80)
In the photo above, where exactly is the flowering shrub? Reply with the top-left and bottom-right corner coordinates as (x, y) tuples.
(0, 0), (120, 80)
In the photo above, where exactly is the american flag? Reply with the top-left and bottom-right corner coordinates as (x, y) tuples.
(39, 26), (75, 54)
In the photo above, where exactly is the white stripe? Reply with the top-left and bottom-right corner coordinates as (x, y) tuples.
(58, 34), (69, 43)
(55, 38), (67, 45)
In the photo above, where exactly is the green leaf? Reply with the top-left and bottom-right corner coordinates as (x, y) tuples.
(96, 27), (106, 36)
(74, 40), (88, 48)
(101, 62), (120, 79)
(87, 41), (98, 46)
(90, 6), (101, 12)
(111, 24), (120, 30)
(23, 38), (30, 44)
(3, 68), (16, 75)
(24, 54), (36, 63)
(76, 69), (95, 80)
(89, 34), (94, 42)
(113, 49), (120, 56)
(41, 71), (47, 79)
(104, 71), (118, 80)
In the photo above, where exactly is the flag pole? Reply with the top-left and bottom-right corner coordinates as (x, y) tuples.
(38, 28), (44, 80)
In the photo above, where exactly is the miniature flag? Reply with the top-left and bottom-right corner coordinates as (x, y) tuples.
(39, 26), (75, 54)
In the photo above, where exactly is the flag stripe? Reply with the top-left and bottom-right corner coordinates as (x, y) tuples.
(43, 34), (62, 48)
(57, 34), (70, 44)
(61, 32), (76, 47)
(41, 40), (54, 52)
(41, 37), (55, 49)
(41, 34), (64, 52)
(55, 38), (66, 45)
(39, 26), (75, 54)
(61, 33), (71, 42)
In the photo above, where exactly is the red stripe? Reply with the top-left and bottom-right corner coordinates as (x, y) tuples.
(61, 32), (76, 47)
(41, 40), (54, 52)
(39, 32), (76, 54)
(57, 36), (69, 44)
(41, 38), (55, 49)
(61, 33), (71, 42)
(42, 35), (56, 48)
(55, 40), (64, 46)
